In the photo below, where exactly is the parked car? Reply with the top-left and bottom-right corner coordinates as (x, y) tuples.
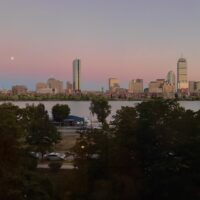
(44, 152), (66, 161)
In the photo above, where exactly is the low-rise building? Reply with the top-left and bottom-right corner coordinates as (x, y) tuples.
(12, 85), (28, 95)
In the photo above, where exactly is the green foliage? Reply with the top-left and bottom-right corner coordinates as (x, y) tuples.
(52, 104), (70, 122)
(0, 103), (25, 199)
(1, 99), (200, 199)
(23, 104), (61, 154)
(22, 172), (54, 200)
(0, 103), (57, 200)
(72, 99), (200, 200)
(90, 96), (111, 128)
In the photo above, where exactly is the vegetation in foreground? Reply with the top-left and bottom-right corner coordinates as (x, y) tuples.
(0, 98), (200, 199)
(72, 98), (200, 200)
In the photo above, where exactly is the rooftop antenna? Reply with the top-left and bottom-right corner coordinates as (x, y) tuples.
(181, 53), (184, 58)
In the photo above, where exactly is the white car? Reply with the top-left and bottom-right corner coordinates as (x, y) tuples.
(44, 152), (66, 161)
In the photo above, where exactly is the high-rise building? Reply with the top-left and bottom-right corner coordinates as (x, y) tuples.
(73, 59), (81, 91)
(167, 71), (176, 85)
(128, 79), (143, 93)
(177, 57), (188, 93)
(189, 81), (200, 94)
(66, 81), (73, 94)
(166, 71), (176, 93)
(108, 78), (120, 92)
(47, 78), (63, 94)
(189, 81), (196, 93)
(36, 82), (47, 91)
(148, 79), (175, 98)
(149, 79), (165, 93)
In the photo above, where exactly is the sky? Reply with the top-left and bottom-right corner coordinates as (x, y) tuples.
(0, 0), (200, 90)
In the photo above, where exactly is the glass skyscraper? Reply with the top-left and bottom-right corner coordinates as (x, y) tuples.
(167, 70), (176, 86)
(73, 59), (81, 91)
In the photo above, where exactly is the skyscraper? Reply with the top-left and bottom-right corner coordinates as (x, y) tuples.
(128, 79), (143, 93)
(167, 70), (176, 93)
(108, 78), (119, 92)
(177, 57), (188, 93)
(167, 71), (176, 85)
(47, 78), (64, 94)
(73, 59), (81, 91)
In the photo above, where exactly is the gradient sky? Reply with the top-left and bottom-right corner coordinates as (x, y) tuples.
(0, 0), (200, 90)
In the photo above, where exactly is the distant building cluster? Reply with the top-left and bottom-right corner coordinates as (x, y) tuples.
(1, 56), (200, 99)
(106, 57), (192, 99)
(36, 78), (63, 94)
(35, 59), (81, 95)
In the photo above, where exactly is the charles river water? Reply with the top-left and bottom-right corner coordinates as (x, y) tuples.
(1, 101), (200, 122)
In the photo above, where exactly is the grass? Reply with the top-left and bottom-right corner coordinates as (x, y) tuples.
(55, 133), (79, 152)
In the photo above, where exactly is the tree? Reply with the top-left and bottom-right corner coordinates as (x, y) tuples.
(90, 96), (111, 129)
(0, 103), (58, 200)
(72, 99), (200, 200)
(0, 103), (25, 199)
(52, 104), (70, 123)
(23, 104), (60, 155)
(135, 99), (200, 200)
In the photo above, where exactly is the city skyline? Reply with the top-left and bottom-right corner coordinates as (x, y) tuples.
(0, 0), (200, 90)
(0, 56), (196, 91)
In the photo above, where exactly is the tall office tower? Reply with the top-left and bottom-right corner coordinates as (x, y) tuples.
(73, 59), (81, 91)
(128, 79), (143, 93)
(108, 78), (120, 92)
(167, 71), (176, 85)
(177, 57), (188, 93)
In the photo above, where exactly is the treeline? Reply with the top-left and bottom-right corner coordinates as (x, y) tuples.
(71, 98), (200, 200)
(1, 93), (200, 101)
(0, 94), (92, 101)
(1, 98), (200, 199)
(0, 103), (60, 199)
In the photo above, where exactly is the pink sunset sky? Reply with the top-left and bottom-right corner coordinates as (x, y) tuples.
(0, 0), (200, 90)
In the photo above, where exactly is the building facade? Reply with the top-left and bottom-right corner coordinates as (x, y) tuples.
(189, 81), (200, 94)
(47, 78), (63, 94)
(149, 79), (165, 93)
(108, 78), (120, 92)
(73, 59), (81, 91)
(12, 85), (28, 95)
(36, 82), (47, 92)
(177, 58), (188, 93)
(167, 71), (176, 85)
(66, 81), (73, 94)
(128, 79), (143, 93)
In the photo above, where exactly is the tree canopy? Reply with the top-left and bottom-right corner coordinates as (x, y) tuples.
(52, 104), (70, 123)
(0, 103), (55, 200)
(23, 104), (60, 154)
(90, 96), (111, 128)
(72, 99), (200, 200)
